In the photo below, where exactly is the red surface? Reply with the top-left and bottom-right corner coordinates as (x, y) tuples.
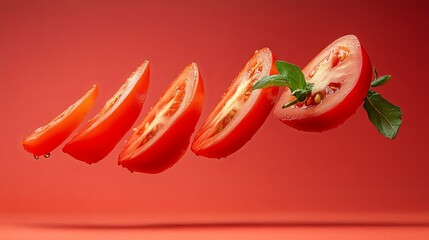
(1, 0), (428, 238)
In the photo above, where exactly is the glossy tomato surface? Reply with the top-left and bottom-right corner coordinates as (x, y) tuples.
(63, 61), (150, 164)
(22, 85), (98, 157)
(274, 35), (372, 131)
(191, 48), (278, 158)
(119, 63), (204, 173)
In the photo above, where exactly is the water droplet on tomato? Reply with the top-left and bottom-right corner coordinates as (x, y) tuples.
(33, 155), (39, 160)
(44, 153), (50, 158)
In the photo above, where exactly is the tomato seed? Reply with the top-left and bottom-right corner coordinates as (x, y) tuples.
(309, 68), (316, 78)
(324, 83), (339, 95)
(213, 109), (237, 136)
(339, 51), (347, 61)
(305, 96), (313, 106)
(224, 109), (236, 125)
(314, 93), (322, 104)
(244, 90), (251, 101)
(244, 83), (254, 101)
(331, 52), (340, 67)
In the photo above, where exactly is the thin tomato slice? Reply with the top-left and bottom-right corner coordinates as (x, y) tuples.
(119, 63), (204, 174)
(22, 85), (98, 158)
(63, 61), (150, 164)
(191, 48), (278, 158)
(274, 35), (372, 131)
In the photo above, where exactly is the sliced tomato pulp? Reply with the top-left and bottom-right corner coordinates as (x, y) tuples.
(119, 63), (204, 173)
(191, 48), (278, 158)
(63, 61), (150, 164)
(22, 85), (98, 158)
(274, 35), (372, 131)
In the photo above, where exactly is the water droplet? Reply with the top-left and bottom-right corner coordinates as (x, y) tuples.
(44, 153), (50, 158)
(33, 155), (39, 160)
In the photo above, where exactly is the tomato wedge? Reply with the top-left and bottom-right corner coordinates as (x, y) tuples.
(191, 48), (278, 158)
(274, 35), (372, 131)
(22, 85), (98, 158)
(119, 63), (204, 173)
(63, 61), (150, 164)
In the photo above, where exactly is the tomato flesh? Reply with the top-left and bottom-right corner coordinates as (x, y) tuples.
(191, 48), (278, 158)
(63, 61), (150, 164)
(119, 63), (204, 173)
(22, 85), (98, 157)
(274, 35), (372, 131)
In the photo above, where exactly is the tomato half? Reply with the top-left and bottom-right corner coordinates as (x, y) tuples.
(191, 48), (278, 158)
(274, 35), (372, 131)
(63, 61), (150, 164)
(22, 85), (98, 158)
(118, 63), (204, 173)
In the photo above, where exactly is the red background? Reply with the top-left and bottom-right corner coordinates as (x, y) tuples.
(1, 0), (428, 238)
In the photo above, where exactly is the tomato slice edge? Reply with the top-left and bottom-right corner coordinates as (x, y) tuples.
(119, 63), (204, 173)
(22, 84), (98, 156)
(191, 48), (278, 157)
(274, 35), (372, 131)
(119, 63), (201, 160)
(63, 61), (150, 163)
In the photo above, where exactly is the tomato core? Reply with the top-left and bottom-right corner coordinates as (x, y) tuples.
(135, 83), (187, 149)
(119, 63), (204, 173)
(206, 60), (264, 139)
(274, 35), (372, 132)
(294, 46), (352, 109)
(191, 48), (278, 158)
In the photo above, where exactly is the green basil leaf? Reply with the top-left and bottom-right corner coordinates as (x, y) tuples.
(275, 61), (306, 91)
(291, 89), (309, 102)
(374, 67), (379, 79)
(252, 75), (289, 90)
(364, 90), (402, 139)
(282, 99), (299, 109)
(371, 75), (392, 87)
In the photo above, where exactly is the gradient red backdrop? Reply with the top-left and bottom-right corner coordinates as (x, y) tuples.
(1, 0), (428, 235)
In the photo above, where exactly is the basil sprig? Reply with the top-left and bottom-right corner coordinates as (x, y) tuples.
(253, 61), (312, 108)
(253, 62), (402, 139)
(363, 68), (402, 139)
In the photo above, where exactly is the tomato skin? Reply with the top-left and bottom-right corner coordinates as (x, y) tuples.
(274, 35), (373, 131)
(191, 48), (278, 158)
(22, 85), (98, 157)
(118, 63), (204, 174)
(63, 61), (150, 164)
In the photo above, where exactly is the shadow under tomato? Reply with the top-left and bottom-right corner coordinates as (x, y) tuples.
(19, 221), (429, 230)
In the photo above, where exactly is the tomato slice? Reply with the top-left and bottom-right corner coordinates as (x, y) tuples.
(191, 48), (278, 158)
(118, 63), (204, 173)
(274, 35), (372, 131)
(63, 61), (150, 164)
(22, 85), (98, 158)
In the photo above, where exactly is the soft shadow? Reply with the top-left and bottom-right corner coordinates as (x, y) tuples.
(19, 221), (429, 230)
